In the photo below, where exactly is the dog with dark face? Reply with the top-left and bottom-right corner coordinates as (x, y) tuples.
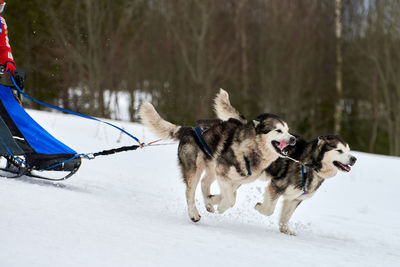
(212, 89), (357, 235)
(139, 102), (295, 222)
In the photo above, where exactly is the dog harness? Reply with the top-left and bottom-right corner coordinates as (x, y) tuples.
(281, 155), (312, 195)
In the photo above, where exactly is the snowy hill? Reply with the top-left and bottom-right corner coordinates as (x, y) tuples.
(0, 110), (399, 267)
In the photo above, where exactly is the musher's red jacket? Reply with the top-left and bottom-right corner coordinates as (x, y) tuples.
(0, 16), (14, 66)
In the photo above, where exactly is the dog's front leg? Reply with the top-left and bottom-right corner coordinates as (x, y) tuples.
(217, 178), (236, 214)
(279, 199), (302, 235)
(254, 183), (280, 216)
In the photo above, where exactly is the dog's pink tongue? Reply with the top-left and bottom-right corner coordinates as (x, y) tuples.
(279, 141), (289, 150)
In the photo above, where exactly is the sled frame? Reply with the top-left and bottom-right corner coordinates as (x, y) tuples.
(0, 155), (81, 181)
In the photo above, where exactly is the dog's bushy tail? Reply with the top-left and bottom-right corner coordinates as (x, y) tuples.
(213, 89), (247, 124)
(139, 102), (181, 140)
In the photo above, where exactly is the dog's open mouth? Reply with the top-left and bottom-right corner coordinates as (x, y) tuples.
(272, 141), (289, 156)
(333, 161), (351, 172)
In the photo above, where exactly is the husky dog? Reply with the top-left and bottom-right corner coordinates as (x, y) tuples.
(213, 89), (357, 235)
(139, 102), (295, 222)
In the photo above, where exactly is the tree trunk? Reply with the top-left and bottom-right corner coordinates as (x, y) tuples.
(368, 73), (378, 153)
(236, 0), (249, 113)
(334, 0), (343, 135)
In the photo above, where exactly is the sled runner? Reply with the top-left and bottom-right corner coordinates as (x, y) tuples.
(0, 69), (143, 181)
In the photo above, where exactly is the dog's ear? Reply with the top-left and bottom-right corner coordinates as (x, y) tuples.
(317, 135), (326, 146)
(318, 135), (338, 149)
(252, 119), (260, 127)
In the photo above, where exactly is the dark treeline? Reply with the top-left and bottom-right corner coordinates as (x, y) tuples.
(4, 0), (400, 156)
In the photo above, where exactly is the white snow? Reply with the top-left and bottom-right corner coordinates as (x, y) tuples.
(0, 109), (399, 267)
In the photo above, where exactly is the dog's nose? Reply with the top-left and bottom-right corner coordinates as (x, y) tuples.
(350, 156), (357, 166)
(289, 136), (296, 146)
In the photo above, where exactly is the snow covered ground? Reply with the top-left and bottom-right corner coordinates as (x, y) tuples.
(0, 110), (399, 267)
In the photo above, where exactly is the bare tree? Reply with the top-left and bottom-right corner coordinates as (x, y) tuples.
(45, 0), (137, 117)
(349, 0), (400, 155)
(159, 0), (239, 119)
(235, 0), (249, 113)
(334, 0), (343, 135)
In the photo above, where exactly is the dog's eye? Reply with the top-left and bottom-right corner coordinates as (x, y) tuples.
(337, 149), (343, 153)
(276, 129), (283, 133)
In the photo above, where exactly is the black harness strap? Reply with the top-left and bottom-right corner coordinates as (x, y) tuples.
(244, 156), (251, 176)
(193, 126), (214, 158)
(301, 165), (308, 195)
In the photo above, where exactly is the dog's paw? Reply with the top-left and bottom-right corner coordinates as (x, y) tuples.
(217, 203), (230, 214)
(279, 226), (296, 236)
(190, 214), (201, 223)
(254, 202), (263, 212)
(188, 208), (201, 222)
(217, 207), (227, 214)
(206, 204), (215, 213)
(205, 195), (221, 213)
(254, 202), (273, 216)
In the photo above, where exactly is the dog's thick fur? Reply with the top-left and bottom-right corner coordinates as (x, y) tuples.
(139, 101), (295, 222)
(213, 89), (357, 235)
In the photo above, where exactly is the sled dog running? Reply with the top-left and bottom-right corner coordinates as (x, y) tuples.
(139, 101), (296, 222)
(213, 89), (357, 235)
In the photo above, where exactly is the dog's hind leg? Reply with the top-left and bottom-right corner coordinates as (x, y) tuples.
(201, 163), (218, 213)
(279, 199), (302, 236)
(183, 164), (203, 223)
(217, 178), (236, 214)
(203, 177), (241, 214)
(254, 183), (280, 216)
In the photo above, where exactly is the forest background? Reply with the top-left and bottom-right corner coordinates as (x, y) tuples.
(5, 0), (400, 156)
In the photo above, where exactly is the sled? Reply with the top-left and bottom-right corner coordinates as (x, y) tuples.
(0, 71), (82, 181)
